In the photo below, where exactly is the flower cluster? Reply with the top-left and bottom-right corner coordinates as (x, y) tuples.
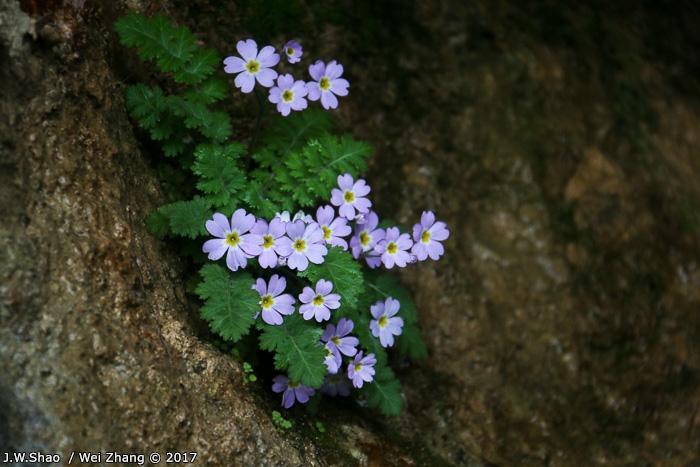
(202, 173), (449, 409)
(203, 174), (449, 274)
(224, 39), (349, 115)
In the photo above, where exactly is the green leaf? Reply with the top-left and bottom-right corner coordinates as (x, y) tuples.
(184, 76), (229, 104)
(259, 314), (327, 388)
(261, 108), (333, 157)
(192, 143), (246, 208)
(167, 196), (211, 238)
(168, 96), (232, 142)
(115, 13), (197, 73)
(313, 133), (371, 189)
(362, 365), (403, 416)
(124, 83), (167, 129)
(196, 265), (259, 342)
(301, 247), (364, 313)
(174, 48), (220, 84)
(144, 204), (175, 238)
(240, 180), (280, 219)
(277, 134), (372, 210)
(396, 323), (428, 359)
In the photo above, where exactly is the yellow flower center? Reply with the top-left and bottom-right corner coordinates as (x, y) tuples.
(286, 47), (295, 56)
(288, 381), (300, 389)
(226, 232), (241, 247)
(319, 77), (330, 91)
(294, 239), (306, 252)
(343, 190), (354, 203)
(354, 363), (363, 373)
(331, 336), (340, 346)
(281, 89), (294, 103)
(325, 346), (334, 357)
(262, 235), (274, 249)
(421, 229), (431, 243)
(260, 295), (274, 309)
(245, 60), (260, 74)
(378, 315), (388, 328)
(386, 242), (398, 254)
(312, 294), (325, 306)
(322, 225), (332, 240)
(359, 231), (370, 247)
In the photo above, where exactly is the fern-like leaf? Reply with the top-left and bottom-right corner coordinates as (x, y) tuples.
(259, 314), (327, 388)
(196, 265), (259, 342)
(192, 143), (246, 209)
(184, 76), (229, 104)
(361, 365), (403, 416)
(124, 83), (167, 129)
(115, 13), (197, 73)
(167, 196), (212, 238)
(174, 48), (220, 84)
(261, 108), (333, 157)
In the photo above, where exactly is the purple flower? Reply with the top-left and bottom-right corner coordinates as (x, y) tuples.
(323, 344), (342, 374)
(252, 274), (295, 325)
(370, 297), (404, 348)
(306, 60), (349, 109)
(347, 351), (376, 388)
(349, 211), (385, 268)
(272, 374), (315, 408)
(374, 226), (414, 268)
(202, 210), (262, 271)
(322, 318), (359, 357)
(251, 217), (286, 268)
(320, 373), (352, 397)
(223, 39), (280, 93)
(315, 205), (351, 250)
(268, 73), (308, 116)
(330, 173), (372, 221)
(411, 211), (450, 261)
(276, 220), (327, 271)
(283, 40), (303, 64)
(299, 279), (341, 322)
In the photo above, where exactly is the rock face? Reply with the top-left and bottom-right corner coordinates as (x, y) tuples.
(0, 2), (326, 465)
(2, 0), (700, 466)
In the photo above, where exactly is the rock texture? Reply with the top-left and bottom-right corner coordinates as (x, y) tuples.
(2, 0), (700, 466)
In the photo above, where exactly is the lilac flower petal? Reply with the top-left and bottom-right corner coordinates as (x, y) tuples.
(206, 212), (231, 237)
(272, 375), (288, 393)
(321, 90), (339, 109)
(316, 279), (333, 296)
(226, 246), (247, 271)
(236, 39), (258, 61)
(257, 45), (280, 67)
(255, 68), (278, 88)
(223, 56), (246, 74)
(282, 389), (295, 408)
(235, 73), (256, 93)
(262, 308), (283, 325)
(336, 318), (354, 336)
(202, 239), (228, 260)
(299, 286), (315, 304)
(306, 83), (321, 101)
(331, 78), (350, 96)
(287, 253), (308, 271)
(304, 244), (328, 264)
(308, 61), (326, 81)
(268, 274), (286, 297)
(325, 61), (343, 80)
